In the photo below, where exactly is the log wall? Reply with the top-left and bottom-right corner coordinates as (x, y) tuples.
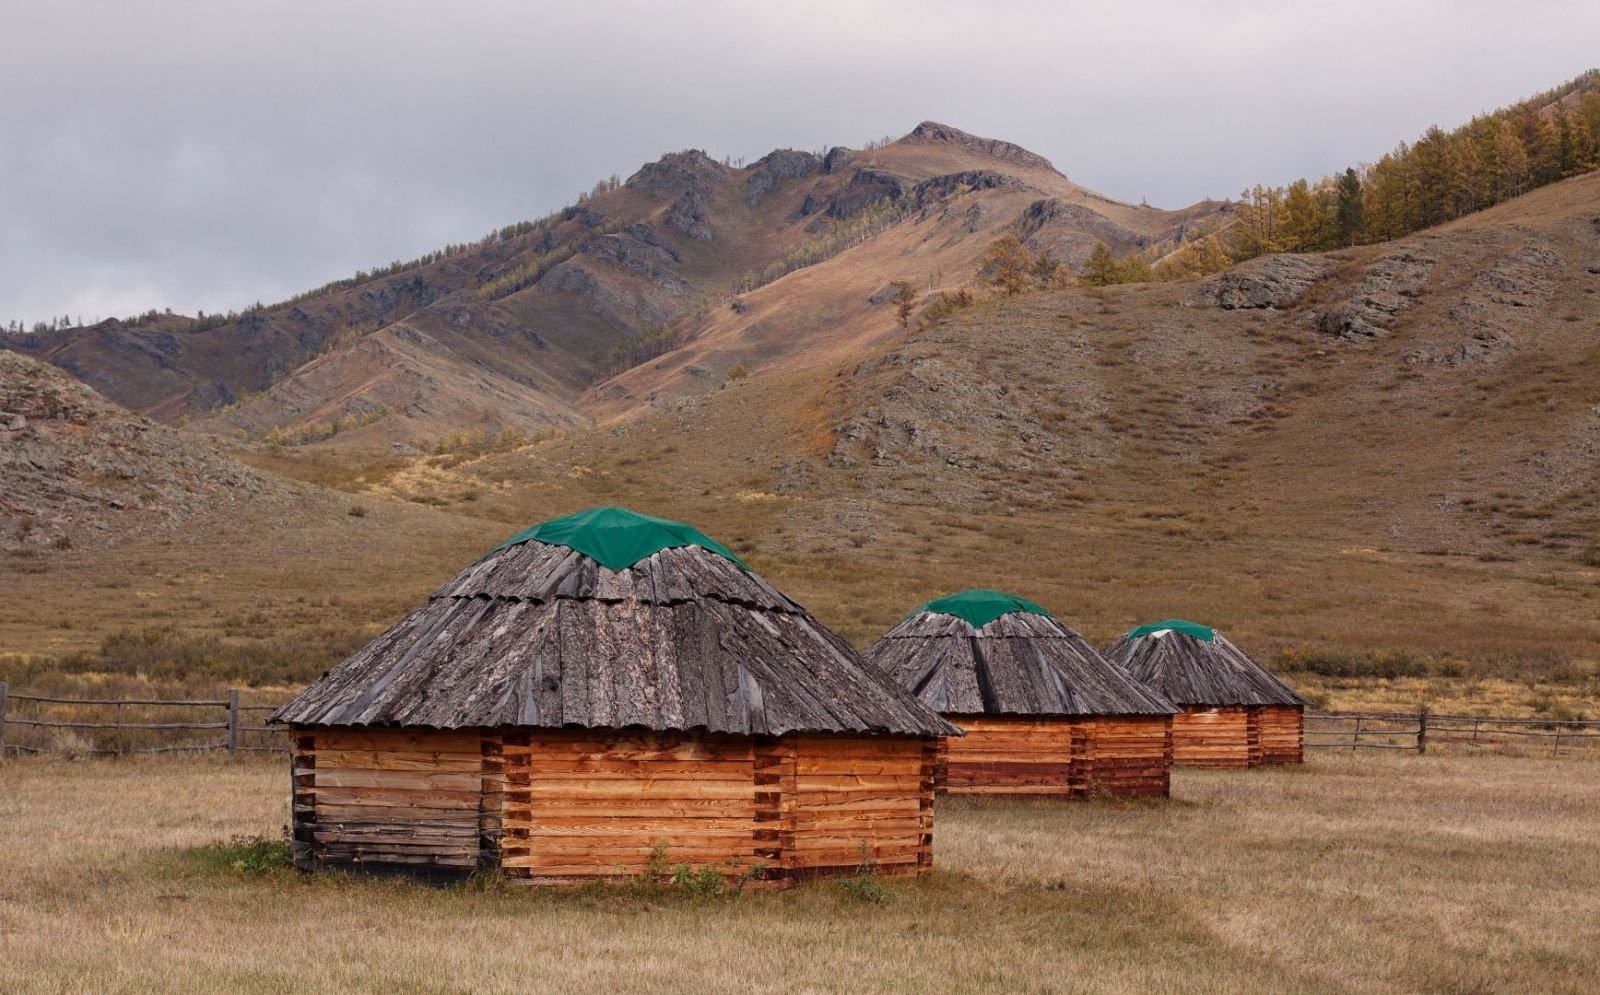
(788, 735), (935, 878)
(1080, 715), (1172, 798)
(499, 730), (759, 883)
(291, 726), (935, 886)
(1171, 706), (1261, 768)
(291, 728), (500, 876)
(1257, 704), (1304, 764)
(937, 715), (1083, 798)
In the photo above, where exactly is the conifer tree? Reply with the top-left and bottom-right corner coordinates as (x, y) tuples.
(976, 234), (1033, 296)
(1335, 168), (1364, 245)
(1080, 242), (1119, 286)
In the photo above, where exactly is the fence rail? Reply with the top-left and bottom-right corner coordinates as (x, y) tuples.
(3, 684), (1597, 759)
(0, 682), (288, 757)
(1306, 708), (1600, 755)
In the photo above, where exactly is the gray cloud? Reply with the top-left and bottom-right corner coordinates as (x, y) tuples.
(4, 0), (1597, 324)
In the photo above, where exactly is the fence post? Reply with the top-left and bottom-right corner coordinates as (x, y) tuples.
(1352, 716), (1362, 750)
(0, 680), (8, 757)
(227, 690), (240, 756)
(1417, 707), (1428, 755)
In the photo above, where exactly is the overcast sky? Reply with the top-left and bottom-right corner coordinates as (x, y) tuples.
(4, 0), (1597, 326)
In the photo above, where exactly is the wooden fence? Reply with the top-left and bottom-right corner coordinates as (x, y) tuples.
(1306, 708), (1600, 755)
(0, 681), (287, 757)
(3, 685), (1597, 759)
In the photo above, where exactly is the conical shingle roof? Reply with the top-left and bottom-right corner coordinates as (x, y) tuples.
(271, 508), (958, 737)
(1104, 622), (1306, 707)
(865, 591), (1177, 717)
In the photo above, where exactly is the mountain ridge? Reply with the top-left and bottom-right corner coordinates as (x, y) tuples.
(1, 121), (1226, 444)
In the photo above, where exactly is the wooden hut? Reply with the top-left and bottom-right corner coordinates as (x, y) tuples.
(1104, 620), (1307, 767)
(270, 506), (958, 886)
(864, 590), (1179, 800)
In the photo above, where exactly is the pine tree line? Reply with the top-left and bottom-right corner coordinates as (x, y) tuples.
(1229, 71), (1600, 259)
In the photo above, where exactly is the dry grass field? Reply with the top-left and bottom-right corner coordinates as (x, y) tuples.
(2, 751), (1596, 994)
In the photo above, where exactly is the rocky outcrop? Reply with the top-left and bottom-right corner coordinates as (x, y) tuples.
(1204, 254), (1339, 310)
(1012, 198), (1145, 267)
(664, 188), (714, 240)
(1411, 238), (1560, 365)
(822, 146), (855, 174)
(827, 169), (906, 219)
(580, 225), (685, 281)
(902, 121), (1058, 174)
(745, 149), (822, 204)
(625, 150), (727, 197)
(1313, 250), (1435, 338)
(911, 170), (1018, 206)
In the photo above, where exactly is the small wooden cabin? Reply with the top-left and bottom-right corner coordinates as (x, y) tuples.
(270, 506), (958, 886)
(1104, 620), (1307, 767)
(865, 591), (1179, 800)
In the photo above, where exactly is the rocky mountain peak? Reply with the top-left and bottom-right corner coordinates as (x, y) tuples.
(901, 121), (1058, 174)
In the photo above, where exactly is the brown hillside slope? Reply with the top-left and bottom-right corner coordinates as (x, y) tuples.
(0, 351), (295, 555)
(403, 171), (1600, 663)
(584, 123), (1226, 419)
(1, 123), (1225, 445)
(3, 174), (1593, 682)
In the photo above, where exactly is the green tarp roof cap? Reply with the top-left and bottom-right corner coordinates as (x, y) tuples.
(912, 589), (1052, 629)
(1127, 619), (1216, 642)
(490, 506), (745, 572)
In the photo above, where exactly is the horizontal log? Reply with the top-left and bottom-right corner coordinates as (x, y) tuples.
(504, 849), (754, 869)
(943, 784), (1076, 796)
(309, 850), (478, 868)
(505, 825), (755, 844)
(791, 815), (925, 832)
(525, 781), (755, 800)
(516, 767), (756, 782)
(508, 742), (755, 762)
(312, 828), (479, 847)
(794, 759), (926, 776)
(308, 786), (482, 809)
(5, 718), (227, 731)
(791, 796), (924, 815)
(4, 693), (229, 706)
(314, 770), (483, 791)
(311, 749), (485, 772)
(791, 740), (927, 758)
(503, 800), (756, 818)
(307, 806), (484, 828)
(310, 730), (486, 753)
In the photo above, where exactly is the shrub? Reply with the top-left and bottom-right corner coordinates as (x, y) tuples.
(919, 289), (974, 329)
(838, 843), (887, 903)
(671, 864), (727, 897)
(194, 832), (294, 876)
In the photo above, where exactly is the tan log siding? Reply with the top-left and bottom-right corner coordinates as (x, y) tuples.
(1081, 715), (1172, 798)
(1172, 706), (1261, 768)
(1258, 704), (1304, 764)
(937, 715), (1083, 798)
(292, 729), (495, 873)
(499, 730), (759, 882)
(294, 727), (938, 886)
(788, 735), (934, 877)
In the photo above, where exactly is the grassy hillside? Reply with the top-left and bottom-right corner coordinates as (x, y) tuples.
(5, 172), (1596, 722)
